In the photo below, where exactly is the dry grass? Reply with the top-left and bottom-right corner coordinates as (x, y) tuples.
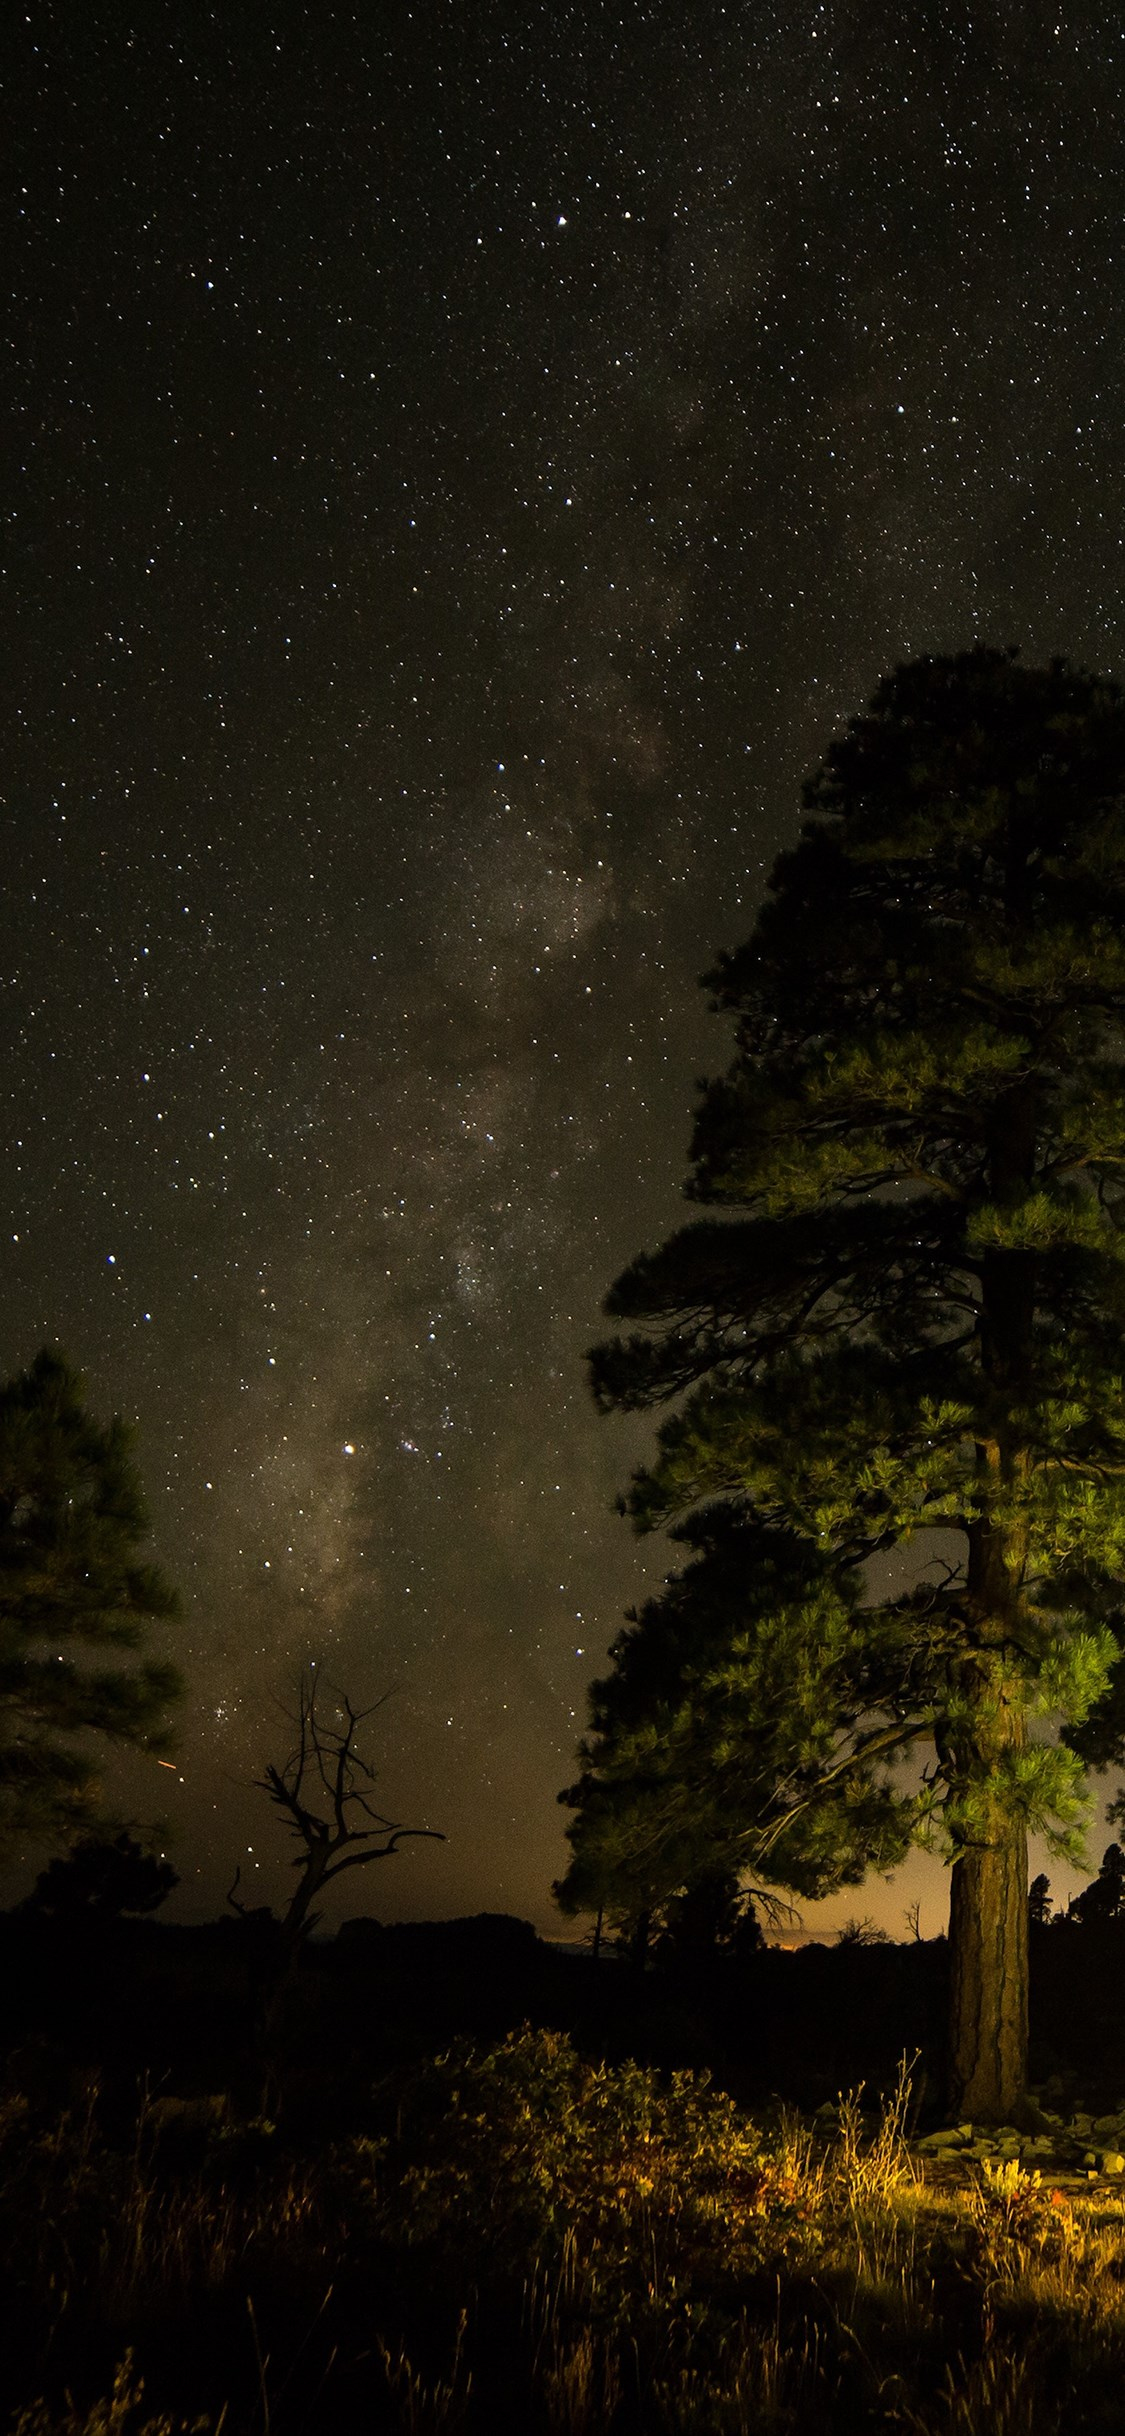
(5, 2036), (1125, 2433)
(9, 2352), (222, 2435)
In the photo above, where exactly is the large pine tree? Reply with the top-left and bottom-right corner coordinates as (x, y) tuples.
(0, 1350), (181, 1851)
(561, 649), (1125, 2121)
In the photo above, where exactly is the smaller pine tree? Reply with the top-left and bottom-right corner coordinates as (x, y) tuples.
(1027, 1872), (1053, 1928)
(1068, 1842), (1125, 1925)
(22, 1829), (178, 1920)
(0, 1350), (181, 1852)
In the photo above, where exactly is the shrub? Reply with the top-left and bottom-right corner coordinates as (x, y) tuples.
(362, 2026), (813, 2295)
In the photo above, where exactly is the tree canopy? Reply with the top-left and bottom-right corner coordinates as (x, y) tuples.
(558, 1507), (914, 1930)
(21, 1828), (178, 1921)
(0, 1349), (181, 1851)
(559, 647), (1125, 2118)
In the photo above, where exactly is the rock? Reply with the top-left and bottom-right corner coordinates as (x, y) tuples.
(1100, 2150), (1125, 2175)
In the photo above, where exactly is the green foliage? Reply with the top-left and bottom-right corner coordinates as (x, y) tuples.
(962, 2157), (1076, 2277)
(0, 1351), (181, 1852)
(365, 2027), (798, 2288)
(557, 1507), (919, 1921)
(350, 2030), (1125, 2431)
(563, 650), (1125, 1949)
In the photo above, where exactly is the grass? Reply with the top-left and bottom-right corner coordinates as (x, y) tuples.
(4, 2031), (1125, 2433)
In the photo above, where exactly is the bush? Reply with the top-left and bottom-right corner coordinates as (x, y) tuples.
(362, 2026), (813, 2291)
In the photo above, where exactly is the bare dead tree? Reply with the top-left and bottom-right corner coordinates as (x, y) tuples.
(255, 1669), (444, 1961)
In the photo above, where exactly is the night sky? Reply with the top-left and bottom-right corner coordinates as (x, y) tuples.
(4, 1), (1124, 1933)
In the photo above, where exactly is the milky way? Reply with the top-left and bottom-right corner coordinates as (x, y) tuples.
(4, 1), (1124, 1928)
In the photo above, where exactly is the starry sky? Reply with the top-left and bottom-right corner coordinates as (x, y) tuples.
(4, 0), (1124, 1934)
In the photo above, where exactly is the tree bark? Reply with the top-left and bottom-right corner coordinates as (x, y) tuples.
(947, 1065), (1038, 2126)
(946, 1813), (1029, 2122)
(947, 1477), (1032, 2123)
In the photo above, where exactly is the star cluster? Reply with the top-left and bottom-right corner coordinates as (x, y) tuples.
(3, 0), (1123, 1927)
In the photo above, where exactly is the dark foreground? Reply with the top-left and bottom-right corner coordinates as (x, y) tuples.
(2, 1911), (1124, 2434)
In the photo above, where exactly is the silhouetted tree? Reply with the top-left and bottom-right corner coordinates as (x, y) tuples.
(0, 1351), (181, 1852)
(653, 1869), (762, 1969)
(247, 1670), (444, 1969)
(836, 1917), (891, 1947)
(1028, 1872), (1053, 1929)
(563, 650), (1125, 2122)
(1068, 1841), (1125, 1924)
(21, 1828), (178, 1920)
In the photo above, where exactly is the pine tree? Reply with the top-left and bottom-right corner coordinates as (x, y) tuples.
(1067, 1840), (1125, 1924)
(1027, 1871), (1053, 1928)
(0, 1349), (181, 1851)
(563, 649), (1125, 2122)
(556, 1507), (914, 1937)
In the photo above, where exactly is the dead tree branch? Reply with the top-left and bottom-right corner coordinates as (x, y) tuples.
(256, 1669), (444, 1952)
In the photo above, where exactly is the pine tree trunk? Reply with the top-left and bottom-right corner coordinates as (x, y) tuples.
(946, 1812), (1029, 2122)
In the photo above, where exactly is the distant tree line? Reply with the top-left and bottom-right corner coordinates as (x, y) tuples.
(1030, 1840), (1125, 1929)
